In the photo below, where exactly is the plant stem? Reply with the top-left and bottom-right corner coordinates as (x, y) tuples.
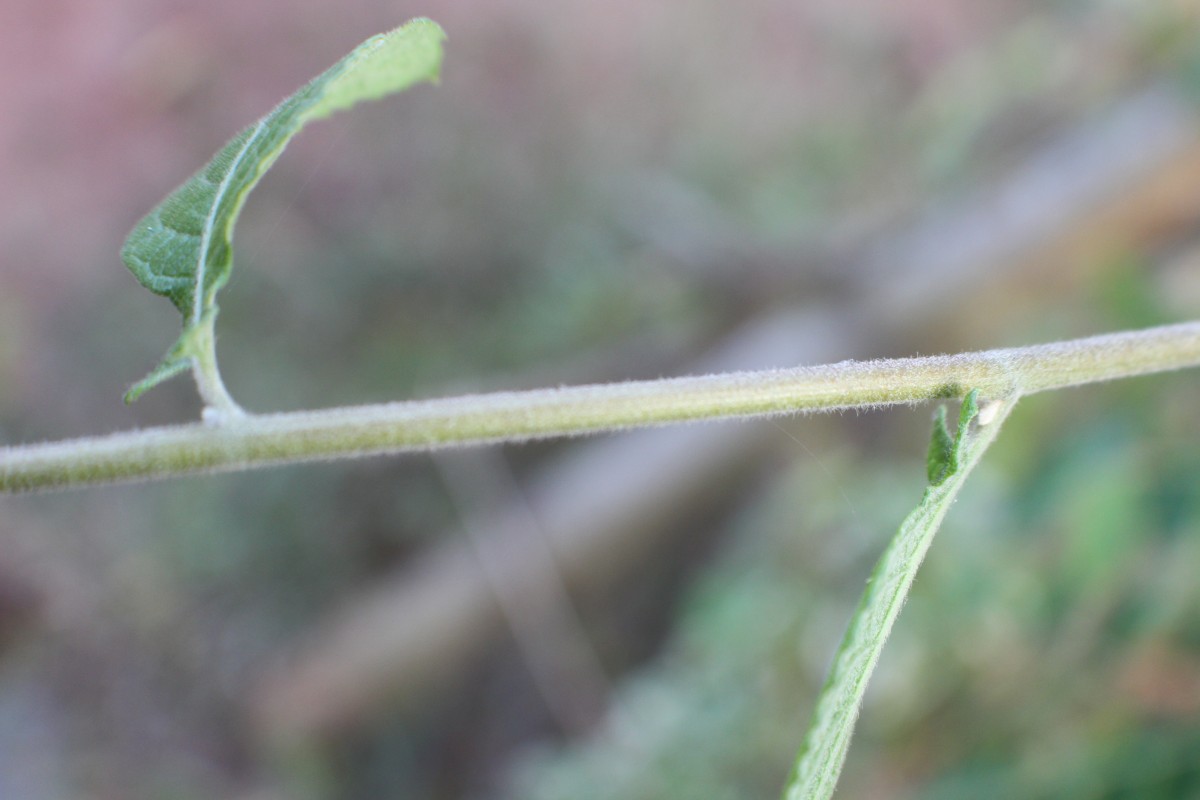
(2, 321), (1198, 492)
(191, 314), (246, 421)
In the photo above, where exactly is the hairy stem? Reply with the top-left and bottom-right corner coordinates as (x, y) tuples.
(191, 314), (246, 420)
(2, 321), (1198, 492)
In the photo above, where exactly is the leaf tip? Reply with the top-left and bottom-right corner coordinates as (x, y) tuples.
(124, 357), (192, 405)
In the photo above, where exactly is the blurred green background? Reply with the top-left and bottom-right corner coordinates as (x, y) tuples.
(3, 1), (1200, 798)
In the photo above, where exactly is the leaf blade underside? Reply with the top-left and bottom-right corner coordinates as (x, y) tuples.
(121, 18), (445, 406)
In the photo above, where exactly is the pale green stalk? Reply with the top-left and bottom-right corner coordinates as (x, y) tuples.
(1, 321), (1198, 492)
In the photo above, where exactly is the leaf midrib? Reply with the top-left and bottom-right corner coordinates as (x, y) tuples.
(192, 119), (268, 325)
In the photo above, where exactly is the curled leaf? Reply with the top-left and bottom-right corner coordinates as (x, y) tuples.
(121, 18), (446, 411)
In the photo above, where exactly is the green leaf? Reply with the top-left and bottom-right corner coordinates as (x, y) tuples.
(121, 18), (446, 411)
(925, 406), (954, 484)
(783, 389), (1014, 800)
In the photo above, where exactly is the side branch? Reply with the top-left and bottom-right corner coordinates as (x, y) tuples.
(2, 321), (1198, 492)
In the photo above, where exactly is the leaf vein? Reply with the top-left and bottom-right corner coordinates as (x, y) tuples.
(192, 120), (267, 325)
